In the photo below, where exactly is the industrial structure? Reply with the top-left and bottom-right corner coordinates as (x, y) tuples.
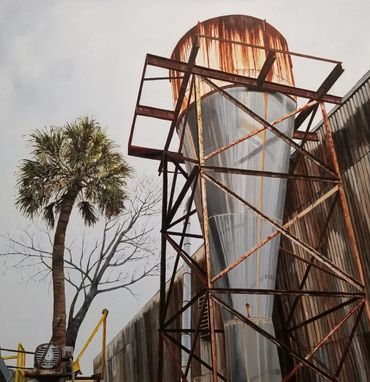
(102, 15), (370, 381)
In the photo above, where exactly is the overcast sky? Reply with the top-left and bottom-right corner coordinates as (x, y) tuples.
(0, 0), (369, 375)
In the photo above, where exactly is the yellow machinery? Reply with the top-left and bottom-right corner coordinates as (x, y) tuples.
(0, 343), (26, 382)
(1, 309), (108, 381)
(73, 308), (108, 378)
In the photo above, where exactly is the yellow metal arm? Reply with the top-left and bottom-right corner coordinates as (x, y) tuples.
(73, 309), (108, 375)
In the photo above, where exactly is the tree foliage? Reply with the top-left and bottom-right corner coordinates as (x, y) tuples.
(14, 117), (132, 346)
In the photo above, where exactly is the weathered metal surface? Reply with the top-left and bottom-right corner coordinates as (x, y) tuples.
(275, 70), (370, 381)
(123, 13), (367, 382)
(170, 15), (295, 107)
(93, 250), (224, 382)
(93, 271), (183, 381)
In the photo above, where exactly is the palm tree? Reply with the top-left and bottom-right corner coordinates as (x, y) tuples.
(16, 116), (132, 347)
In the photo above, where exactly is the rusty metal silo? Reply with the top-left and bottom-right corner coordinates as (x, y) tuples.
(171, 15), (296, 381)
(127, 10), (369, 381)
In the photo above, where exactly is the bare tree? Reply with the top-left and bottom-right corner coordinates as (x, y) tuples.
(2, 176), (161, 348)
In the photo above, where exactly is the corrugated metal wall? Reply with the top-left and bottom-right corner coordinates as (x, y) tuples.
(275, 70), (370, 381)
(96, 71), (370, 381)
(93, 272), (183, 381)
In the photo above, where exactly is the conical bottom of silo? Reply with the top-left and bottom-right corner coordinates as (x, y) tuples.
(177, 86), (296, 380)
(224, 319), (281, 382)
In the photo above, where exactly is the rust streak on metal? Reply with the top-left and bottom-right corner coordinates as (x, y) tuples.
(197, 33), (342, 64)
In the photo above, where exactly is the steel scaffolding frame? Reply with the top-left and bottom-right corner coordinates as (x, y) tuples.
(128, 36), (369, 381)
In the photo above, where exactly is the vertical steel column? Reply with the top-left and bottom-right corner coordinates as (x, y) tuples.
(158, 154), (168, 382)
(195, 75), (219, 382)
(320, 102), (370, 324)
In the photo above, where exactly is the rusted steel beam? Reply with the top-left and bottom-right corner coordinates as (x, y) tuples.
(135, 105), (176, 121)
(166, 231), (203, 239)
(165, 328), (224, 333)
(282, 299), (364, 381)
(204, 165), (339, 183)
(167, 208), (197, 229)
(320, 102), (370, 322)
(164, 333), (227, 381)
(210, 288), (364, 298)
(166, 151), (199, 165)
(272, 100), (318, 126)
(184, 291), (209, 377)
(204, 127), (265, 161)
(279, 246), (356, 283)
(317, 63), (344, 98)
(292, 130), (319, 141)
(177, 74), (195, 155)
(159, 39), (199, 173)
(163, 181), (203, 319)
(128, 61), (147, 149)
(335, 303), (364, 377)
(195, 75), (219, 382)
(168, 163), (180, 214)
(144, 75), (184, 81)
(205, 173), (363, 290)
(202, 76), (338, 177)
(165, 166), (198, 226)
(146, 54), (342, 104)
(291, 103), (319, 173)
(128, 145), (185, 162)
(257, 51), (276, 86)
(286, 297), (361, 332)
(197, 34), (342, 64)
(158, 154), (168, 382)
(173, 162), (189, 179)
(163, 335), (188, 381)
(294, 63), (344, 130)
(164, 289), (206, 328)
(163, 250), (182, 321)
(211, 295), (338, 381)
(166, 235), (207, 283)
(210, 185), (339, 283)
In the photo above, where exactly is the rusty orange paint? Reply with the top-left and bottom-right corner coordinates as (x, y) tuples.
(170, 15), (295, 106)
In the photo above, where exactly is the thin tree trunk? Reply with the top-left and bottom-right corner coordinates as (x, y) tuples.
(52, 193), (76, 346)
(66, 289), (96, 349)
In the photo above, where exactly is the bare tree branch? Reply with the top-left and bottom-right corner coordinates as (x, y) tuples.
(1, 175), (161, 347)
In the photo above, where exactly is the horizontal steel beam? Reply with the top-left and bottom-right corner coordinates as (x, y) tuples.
(146, 54), (342, 104)
(293, 130), (319, 141)
(210, 288), (365, 298)
(136, 105), (176, 121)
(204, 165), (339, 183)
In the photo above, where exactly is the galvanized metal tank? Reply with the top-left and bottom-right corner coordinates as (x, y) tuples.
(171, 15), (296, 382)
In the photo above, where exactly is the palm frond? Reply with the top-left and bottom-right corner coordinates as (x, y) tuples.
(43, 202), (56, 228)
(78, 201), (98, 226)
(16, 116), (133, 225)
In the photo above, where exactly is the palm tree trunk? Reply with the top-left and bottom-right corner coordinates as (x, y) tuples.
(52, 193), (76, 346)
